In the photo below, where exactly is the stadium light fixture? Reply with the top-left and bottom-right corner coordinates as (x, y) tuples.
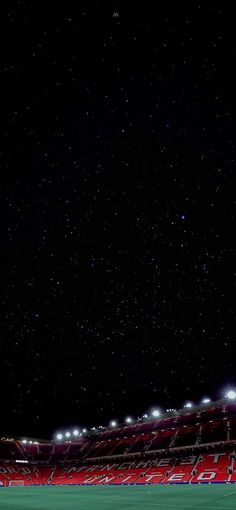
(65, 432), (71, 438)
(184, 402), (193, 409)
(225, 390), (236, 400)
(82, 428), (87, 433)
(73, 429), (79, 437)
(202, 398), (211, 404)
(152, 409), (160, 418)
(110, 420), (117, 427)
(56, 433), (63, 441)
(125, 417), (133, 424)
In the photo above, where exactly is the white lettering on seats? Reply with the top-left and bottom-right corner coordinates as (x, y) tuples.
(146, 474), (164, 482)
(97, 476), (115, 483)
(157, 458), (172, 467)
(180, 456), (196, 465)
(208, 453), (226, 463)
(197, 471), (217, 480)
(167, 473), (185, 482)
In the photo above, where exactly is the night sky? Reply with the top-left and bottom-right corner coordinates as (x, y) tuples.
(1, 3), (236, 439)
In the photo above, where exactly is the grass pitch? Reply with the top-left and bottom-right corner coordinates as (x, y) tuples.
(1, 484), (236, 510)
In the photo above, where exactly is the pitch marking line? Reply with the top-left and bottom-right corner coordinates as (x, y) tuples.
(222, 489), (236, 497)
(103, 503), (236, 509)
(140, 505), (236, 509)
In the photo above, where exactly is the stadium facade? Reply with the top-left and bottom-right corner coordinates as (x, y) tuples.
(1, 402), (236, 486)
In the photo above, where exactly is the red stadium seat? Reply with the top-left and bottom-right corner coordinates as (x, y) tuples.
(1, 404), (236, 486)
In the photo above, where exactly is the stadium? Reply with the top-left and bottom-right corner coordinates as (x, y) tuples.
(1, 394), (236, 509)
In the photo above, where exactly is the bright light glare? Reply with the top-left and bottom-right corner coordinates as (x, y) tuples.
(226, 390), (236, 400)
(73, 430), (79, 436)
(56, 433), (63, 441)
(202, 398), (211, 404)
(143, 414), (148, 419)
(110, 420), (117, 427)
(184, 402), (193, 408)
(22, 440), (27, 444)
(82, 428), (87, 433)
(65, 432), (71, 438)
(125, 417), (132, 424)
(152, 409), (160, 417)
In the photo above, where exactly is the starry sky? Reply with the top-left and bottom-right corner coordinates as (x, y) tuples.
(0, 3), (236, 438)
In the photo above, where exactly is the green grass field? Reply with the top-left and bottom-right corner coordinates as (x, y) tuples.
(1, 484), (236, 510)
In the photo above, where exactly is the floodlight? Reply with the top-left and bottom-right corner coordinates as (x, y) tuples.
(184, 402), (193, 408)
(143, 414), (148, 419)
(65, 431), (71, 438)
(202, 398), (211, 404)
(73, 429), (79, 436)
(56, 433), (63, 441)
(152, 409), (160, 418)
(82, 428), (87, 433)
(125, 417), (132, 424)
(110, 420), (117, 427)
(226, 390), (236, 400)
(22, 439), (27, 444)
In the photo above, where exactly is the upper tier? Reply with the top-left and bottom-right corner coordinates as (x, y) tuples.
(1, 403), (236, 463)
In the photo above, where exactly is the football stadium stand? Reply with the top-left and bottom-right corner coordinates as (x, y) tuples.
(1, 403), (236, 487)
